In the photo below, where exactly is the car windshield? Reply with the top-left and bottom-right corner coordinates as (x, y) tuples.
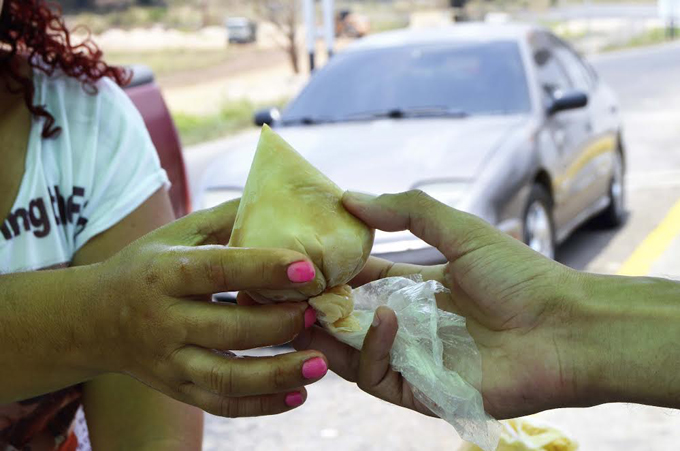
(282, 41), (532, 124)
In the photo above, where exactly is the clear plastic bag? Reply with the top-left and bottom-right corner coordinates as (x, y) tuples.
(327, 276), (502, 451)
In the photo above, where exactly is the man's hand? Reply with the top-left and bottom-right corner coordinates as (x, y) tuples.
(295, 190), (588, 420)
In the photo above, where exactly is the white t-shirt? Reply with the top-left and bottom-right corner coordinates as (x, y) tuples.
(0, 69), (169, 273)
(0, 70), (168, 450)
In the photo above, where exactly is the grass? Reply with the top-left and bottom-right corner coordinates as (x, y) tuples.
(371, 17), (410, 33)
(603, 27), (680, 52)
(173, 98), (288, 147)
(65, 5), (207, 33)
(105, 49), (233, 78)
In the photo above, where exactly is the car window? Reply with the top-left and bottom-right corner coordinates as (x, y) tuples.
(282, 40), (532, 121)
(549, 36), (594, 91)
(532, 44), (572, 101)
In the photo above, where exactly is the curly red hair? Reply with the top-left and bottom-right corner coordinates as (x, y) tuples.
(0, 0), (131, 138)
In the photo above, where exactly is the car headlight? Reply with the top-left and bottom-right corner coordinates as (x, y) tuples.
(415, 181), (470, 208)
(200, 187), (243, 210)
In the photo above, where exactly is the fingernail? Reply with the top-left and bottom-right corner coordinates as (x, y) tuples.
(304, 307), (317, 329)
(372, 310), (381, 328)
(285, 391), (304, 407)
(287, 261), (316, 283)
(302, 357), (328, 379)
(345, 191), (376, 203)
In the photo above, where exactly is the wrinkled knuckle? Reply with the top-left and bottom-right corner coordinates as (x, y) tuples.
(356, 376), (370, 392)
(217, 397), (239, 418)
(175, 254), (193, 281)
(378, 260), (397, 280)
(225, 310), (249, 349)
(281, 308), (303, 338)
(404, 189), (434, 208)
(356, 367), (375, 393)
(174, 380), (193, 398)
(209, 363), (234, 396)
(143, 251), (165, 289)
(253, 257), (274, 284)
(258, 395), (272, 414)
(201, 250), (227, 290)
(193, 211), (218, 243)
(152, 247), (193, 291)
(166, 248), (195, 285)
(269, 363), (289, 391)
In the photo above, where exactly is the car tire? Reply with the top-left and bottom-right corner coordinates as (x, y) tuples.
(593, 150), (626, 228)
(523, 183), (556, 259)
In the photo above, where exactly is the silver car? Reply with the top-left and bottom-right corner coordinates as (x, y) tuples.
(197, 24), (625, 262)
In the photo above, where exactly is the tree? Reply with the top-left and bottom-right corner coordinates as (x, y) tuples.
(254, 0), (300, 74)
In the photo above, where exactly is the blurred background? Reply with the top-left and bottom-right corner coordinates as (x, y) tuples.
(58, 0), (680, 449)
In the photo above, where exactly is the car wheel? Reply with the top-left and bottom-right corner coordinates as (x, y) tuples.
(593, 151), (626, 228)
(523, 184), (556, 259)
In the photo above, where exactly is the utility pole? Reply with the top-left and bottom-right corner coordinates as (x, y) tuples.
(322, 0), (335, 58)
(201, 0), (210, 28)
(303, 0), (316, 72)
(659, 0), (680, 39)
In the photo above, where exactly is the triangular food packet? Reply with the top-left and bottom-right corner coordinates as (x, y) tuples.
(228, 125), (375, 302)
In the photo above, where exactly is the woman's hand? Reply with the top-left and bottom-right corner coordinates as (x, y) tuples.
(87, 199), (328, 417)
(294, 190), (589, 420)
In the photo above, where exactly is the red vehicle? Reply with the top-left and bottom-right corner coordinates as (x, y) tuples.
(124, 65), (191, 218)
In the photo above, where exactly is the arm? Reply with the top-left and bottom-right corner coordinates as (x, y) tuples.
(576, 273), (680, 409)
(72, 188), (202, 450)
(295, 190), (680, 418)
(1, 199), (327, 417)
(0, 264), (103, 403)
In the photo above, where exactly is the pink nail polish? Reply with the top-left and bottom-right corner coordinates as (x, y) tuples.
(285, 391), (304, 407)
(302, 357), (328, 379)
(287, 261), (316, 283)
(304, 307), (317, 329)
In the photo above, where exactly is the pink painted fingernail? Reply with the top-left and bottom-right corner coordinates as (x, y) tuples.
(285, 391), (304, 407)
(302, 357), (328, 379)
(304, 307), (317, 329)
(287, 261), (316, 283)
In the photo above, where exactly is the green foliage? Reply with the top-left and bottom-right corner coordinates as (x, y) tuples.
(604, 27), (680, 52)
(173, 98), (288, 147)
(104, 49), (232, 78)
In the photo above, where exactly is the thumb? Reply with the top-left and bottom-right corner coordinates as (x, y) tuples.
(151, 198), (241, 246)
(343, 190), (494, 261)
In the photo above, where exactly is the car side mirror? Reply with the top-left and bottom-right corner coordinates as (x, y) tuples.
(253, 107), (281, 126)
(548, 90), (588, 115)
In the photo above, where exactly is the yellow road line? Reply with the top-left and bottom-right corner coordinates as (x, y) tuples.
(618, 198), (680, 276)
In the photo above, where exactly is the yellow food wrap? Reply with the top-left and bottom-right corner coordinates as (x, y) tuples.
(309, 285), (362, 333)
(228, 125), (374, 302)
(458, 417), (578, 451)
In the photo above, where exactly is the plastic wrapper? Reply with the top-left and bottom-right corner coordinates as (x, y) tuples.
(322, 275), (502, 451)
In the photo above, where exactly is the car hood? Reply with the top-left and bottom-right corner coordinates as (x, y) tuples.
(200, 115), (528, 197)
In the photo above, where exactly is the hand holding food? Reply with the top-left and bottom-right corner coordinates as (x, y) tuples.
(90, 199), (328, 417)
(230, 127), (496, 449)
(228, 125), (374, 302)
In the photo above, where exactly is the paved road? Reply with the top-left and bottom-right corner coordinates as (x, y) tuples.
(558, 41), (680, 274)
(203, 42), (680, 450)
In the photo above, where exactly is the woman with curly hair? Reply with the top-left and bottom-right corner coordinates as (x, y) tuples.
(0, 1), (329, 449)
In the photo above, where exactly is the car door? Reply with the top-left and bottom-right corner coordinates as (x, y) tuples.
(530, 33), (591, 231)
(551, 36), (618, 215)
